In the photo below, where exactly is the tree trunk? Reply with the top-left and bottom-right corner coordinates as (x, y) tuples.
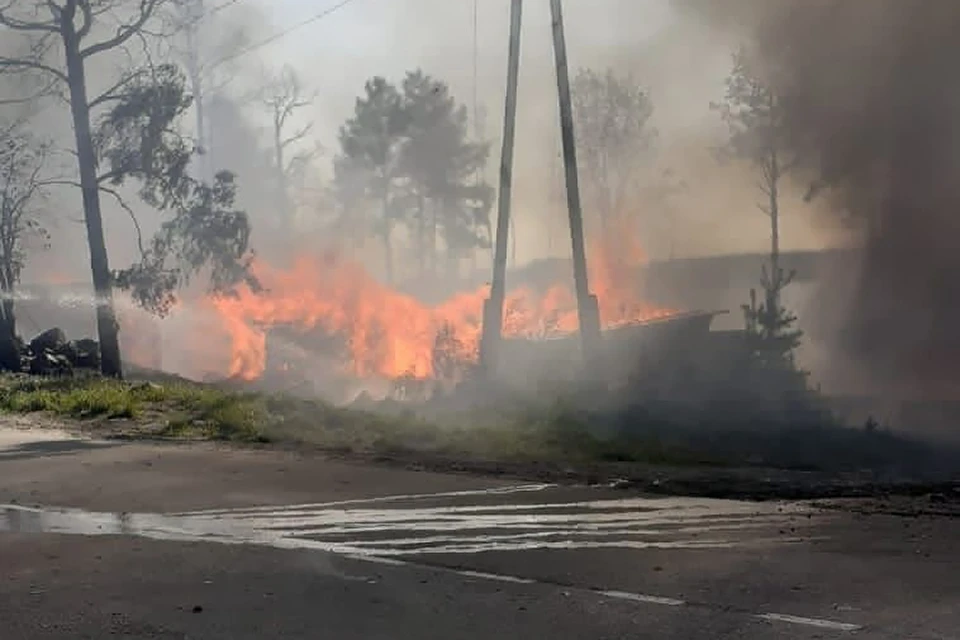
(0, 280), (18, 371)
(768, 149), (781, 305)
(429, 198), (438, 278)
(381, 192), (394, 285)
(381, 227), (394, 285)
(184, 14), (209, 182)
(273, 116), (290, 236)
(598, 153), (611, 239)
(416, 192), (426, 278)
(62, 24), (123, 378)
(189, 64), (208, 180)
(1, 296), (15, 339)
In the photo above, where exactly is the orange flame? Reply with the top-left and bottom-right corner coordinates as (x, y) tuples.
(207, 232), (673, 382)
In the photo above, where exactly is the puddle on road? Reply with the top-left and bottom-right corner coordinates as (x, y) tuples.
(0, 489), (825, 557)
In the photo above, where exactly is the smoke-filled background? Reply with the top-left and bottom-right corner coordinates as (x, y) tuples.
(677, 0), (960, 398)
(6, 0), (956, 416)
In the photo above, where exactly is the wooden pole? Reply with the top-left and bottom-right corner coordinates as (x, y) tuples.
(549, 0), (601, 363)
(479, 0), (523, 376)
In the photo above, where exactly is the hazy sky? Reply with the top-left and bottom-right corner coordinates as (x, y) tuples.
(233, 0), (849, 262)
(258, 0), (682, 144)
(15, 0), (845, 286)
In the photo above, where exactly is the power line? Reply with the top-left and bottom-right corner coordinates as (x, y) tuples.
(170, 0), (242, 24)
(208, 0), (244, 15)
(206, 0), (363, 71)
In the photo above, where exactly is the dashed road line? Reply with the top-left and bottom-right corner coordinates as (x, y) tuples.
(757, 612), (863, 632)
(341, 554), (410, 568)
(336, 553), (862, 633)
(598, 590), (686, 607)
(4, 491), (864, 634)
(455, 570), (537, 584)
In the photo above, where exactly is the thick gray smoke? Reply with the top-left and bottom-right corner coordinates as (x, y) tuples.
(679, 0), (960, 396)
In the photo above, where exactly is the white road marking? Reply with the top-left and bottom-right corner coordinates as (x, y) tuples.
(599, 590), (685, 606)
(758, 612), (863, 632)
(1, 496), (868, 634)
(341, 554), (410, 568)
(336, 553), (867, 633)
(168, 484), (555, 517)
(454, 570), (537, 584)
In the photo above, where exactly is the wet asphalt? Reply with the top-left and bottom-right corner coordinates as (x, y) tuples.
(0, 427), (957, 639)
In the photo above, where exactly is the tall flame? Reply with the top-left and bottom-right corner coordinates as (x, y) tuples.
(205, 231), (672, 382)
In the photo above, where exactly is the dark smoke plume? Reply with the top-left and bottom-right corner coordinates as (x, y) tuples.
(679, 0), (960, 396)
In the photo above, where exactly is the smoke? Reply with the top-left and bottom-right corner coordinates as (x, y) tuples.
(676, 0), (960, 395)
(16, 0), (954, 402)
(270, 0), (830, 266)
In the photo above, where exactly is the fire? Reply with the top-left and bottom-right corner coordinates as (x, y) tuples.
(207, 234), (673, 382)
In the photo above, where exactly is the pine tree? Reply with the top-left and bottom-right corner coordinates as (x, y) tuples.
(715, 48), (805, 381)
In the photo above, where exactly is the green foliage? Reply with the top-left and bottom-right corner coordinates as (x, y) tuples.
(0, 375), (270, 440)
(0, 377), (139, 418)
(0, 374), (947, 475)
(114, 171), (258, 316)
(95, 63), (194, 208)
(711, 49), (795, 172)
(95, 63), (257, 315)
(333, 70), (494, 270)
(739, 264), (810, 407)
(742, 265), (803, 369)
(333, 77), (408, 240)
(716, 48), (806, 384)
(398, 70), (494, 259)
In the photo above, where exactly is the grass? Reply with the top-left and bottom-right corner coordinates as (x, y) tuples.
(0, 374), (439, 450)
(0, 375), (270, 441)
(0, 373), (952, 477)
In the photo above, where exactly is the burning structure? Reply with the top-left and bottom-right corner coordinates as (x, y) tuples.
(496, 310), (730, 395)
(144, 229), (759, 408)
(196, 243), (681, 401)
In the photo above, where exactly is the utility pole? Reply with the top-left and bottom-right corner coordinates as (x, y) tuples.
(549, 0), (602, 363)
(479, 0), (523, 375)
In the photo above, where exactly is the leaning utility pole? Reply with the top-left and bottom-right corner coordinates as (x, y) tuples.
(550, 0), (602, 364)
(479, 0), (523, 374)
(480, 0), (602, 376)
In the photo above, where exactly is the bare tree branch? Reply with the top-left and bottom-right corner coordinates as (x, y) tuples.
(280, 122), (313, 151)
(0, 56), (68, 83)
(76, 0), (95, 38)
(96, 168), (124, 185)
(81, 0), (162, 59)
(88, 68), (147, 109)
(0, 3), (58, 32)
(100, 185), (146, 257)
(0, 69), (60, 107)
(40, 178), (146, 257)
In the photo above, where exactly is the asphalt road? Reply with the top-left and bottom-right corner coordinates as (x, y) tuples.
(1, 425), (957, 639)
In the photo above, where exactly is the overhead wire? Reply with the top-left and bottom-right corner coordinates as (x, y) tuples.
(205, 0), (363, 71)
(207, 0), (244, 15)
